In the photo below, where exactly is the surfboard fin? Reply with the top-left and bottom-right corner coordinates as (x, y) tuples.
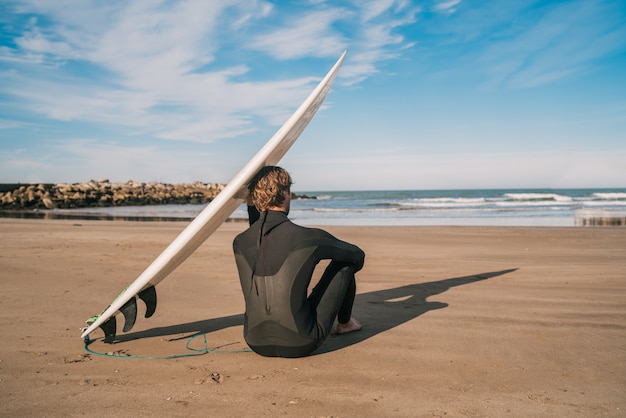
(138, 285), (157, 318)
(100, 316), (117, 343)
(120, 297), (138, 332)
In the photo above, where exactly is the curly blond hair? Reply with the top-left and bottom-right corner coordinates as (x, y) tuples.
(248, 166), (293, 211)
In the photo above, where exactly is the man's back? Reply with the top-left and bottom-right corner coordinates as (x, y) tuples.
(233, 210), (364, 357)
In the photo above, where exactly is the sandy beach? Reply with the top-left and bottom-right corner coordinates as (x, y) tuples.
(1, 218), (624, 417)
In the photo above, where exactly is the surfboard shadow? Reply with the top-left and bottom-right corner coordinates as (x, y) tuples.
(113, 269), (517, 349)
(112, 314), (244, 343)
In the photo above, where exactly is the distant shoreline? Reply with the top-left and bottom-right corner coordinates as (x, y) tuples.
(1, 208), (624, 227)
(1, 184), (624, 227)
(0, 208), (248, 223)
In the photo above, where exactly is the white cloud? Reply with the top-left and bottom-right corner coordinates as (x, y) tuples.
(359, 0), (398, 21)
(249, 8), (348, 59)
(0, 118), (28, 129)
(433, 0), (461, 14)
(0, 0), (417, 145)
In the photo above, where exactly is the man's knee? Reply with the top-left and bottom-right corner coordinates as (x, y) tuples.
(327, 261), (355, 277)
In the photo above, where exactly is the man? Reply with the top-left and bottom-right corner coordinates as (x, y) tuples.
(233, 166), (364, 357)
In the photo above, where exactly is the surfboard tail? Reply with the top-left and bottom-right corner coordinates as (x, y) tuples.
(83, 285), (157, 343)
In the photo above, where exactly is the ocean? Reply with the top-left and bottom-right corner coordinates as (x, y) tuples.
(37, 188), (626, 226)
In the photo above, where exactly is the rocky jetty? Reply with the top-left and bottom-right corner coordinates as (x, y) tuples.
(0, 180), (226, 210)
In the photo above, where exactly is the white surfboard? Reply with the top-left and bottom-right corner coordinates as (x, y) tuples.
(81, 51), (347, 340)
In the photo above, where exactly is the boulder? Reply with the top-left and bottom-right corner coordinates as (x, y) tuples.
(0, 180), (226, 210)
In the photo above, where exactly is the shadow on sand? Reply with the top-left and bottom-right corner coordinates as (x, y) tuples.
(113, 269), (517, 353)
(316, 268), (517, 354)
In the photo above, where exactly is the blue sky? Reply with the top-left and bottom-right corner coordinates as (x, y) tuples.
(1, 0), (625, 191)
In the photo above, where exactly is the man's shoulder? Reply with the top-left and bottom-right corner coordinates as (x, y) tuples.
(289, 223), (335, 241)
(233, 225), (257, 246)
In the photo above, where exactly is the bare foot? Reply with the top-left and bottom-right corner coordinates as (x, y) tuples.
(333, 317), (362, 335)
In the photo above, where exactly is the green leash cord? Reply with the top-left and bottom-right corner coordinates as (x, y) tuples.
(83, 333), (252, 359)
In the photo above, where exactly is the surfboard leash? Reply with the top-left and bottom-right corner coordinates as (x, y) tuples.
(82, 333), (252, 359)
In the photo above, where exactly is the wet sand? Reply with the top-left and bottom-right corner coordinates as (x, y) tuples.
(1, 219), (625, 417)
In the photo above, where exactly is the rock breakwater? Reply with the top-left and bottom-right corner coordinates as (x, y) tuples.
(0, 180), (226, 210)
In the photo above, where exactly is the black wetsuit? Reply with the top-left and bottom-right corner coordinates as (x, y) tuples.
(233, 209), (365, 357)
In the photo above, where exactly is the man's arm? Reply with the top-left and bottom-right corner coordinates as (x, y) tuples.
(316, 232), (365, 272)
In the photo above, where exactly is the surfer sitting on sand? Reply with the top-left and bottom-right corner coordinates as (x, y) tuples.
(233, 166), (364, 357)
